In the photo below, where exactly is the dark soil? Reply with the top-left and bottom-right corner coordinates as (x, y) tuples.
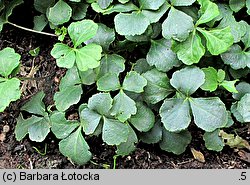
(0, 24), (249, 169)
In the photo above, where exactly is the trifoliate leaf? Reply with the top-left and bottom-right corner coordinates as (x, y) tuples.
(233, 82), (250, 100)
(102, 117), (129, 145)
(47, 0), (72, 25)
(162, 7), (194, 42)
(123, 71), (147, 93)
(203, 129), (224, 152)
(170, 67), (205, 96)
(110, 90), (137, 122)
(129, 102), (155, 132)
(190, 97), (228, 132)
(160, 98), (191, 132)
(221, 44), (250, 70)
(160, 129), (192, 155)
(21, 91), (46, 116)
(142, 69), (173, 104)
(97, 73), (120, 91)
(68, 19), (98, 47)
(116, 125), (138, 156)
(196, 0), (220, 26)
(139, 120), (162, 144)
(0, 78), (21, 112)
(88, 93), (113, 116)
(28, 116), (50, 142)
(80, 108), (102, 135)
(197, 27), (234, 55)
(138, 0), (165, 10)
(172, 34), (205, 65)
(50, 112), (79, 139)
(146, 38), (181, 72)
(114, 12), (150, 36)
(201, 67), (218, 92)
(0, 47), (21, 77)
(237, 93), (250, 122)
(59, 127), (92, 165)
(54, 85), (82, 112)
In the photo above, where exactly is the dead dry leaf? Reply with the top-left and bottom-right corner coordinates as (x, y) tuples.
(238, 150), (250, 163)
(190, 148), (205, 163)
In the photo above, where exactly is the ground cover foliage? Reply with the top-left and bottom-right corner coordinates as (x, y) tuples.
(0, 0), (249, 165)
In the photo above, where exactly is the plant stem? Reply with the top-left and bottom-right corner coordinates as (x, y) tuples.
(7, 21), (57, 37)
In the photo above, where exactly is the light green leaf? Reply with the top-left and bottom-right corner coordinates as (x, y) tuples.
(88, 93), (113, 116)
(50, 112), (79, 139)
(129, 102), (155, 132)
(201, 67), (218, 92)
(138, 0), (165, 10)
(123, 71), (147, 93)
(102, 117), (129, 145)
(220, 80), (238, 93)
(221, 44), (250, 70)
(171, 0), (196, 6)
(59, 66), (81, 90)
(97, 73), (120, 91)
(59, 127), (92, 165)
(110, 90), (136, 122)
(114, 12), (150, 36)
(233, 82), (250, 100)
(190, 97), (228, 132)
(116, 125), (138, 156)
(217, 69), (226, 83)
(28, 117), (50, 142)
(47, 0), (72, 25)
(237, 93), (250, 122)
(196, 0), (220, 25)
(170, 66), (205, 96)
(160, 98), (191, 132)
(139, 120), (162, 144)
(162, 7), (194, 42)
(80, 108), (102, 135)
(203, 129), (224, 152)
(97, 0), (113, 9)
(0, 78), (21, 112)
(54, 85), (82, 112)
(75, 44), (102, 71)
(160, 129), (192, 155)
(142, 69), (173, 104)
(0, 47), (20, 77)
(146, 38), (181, 72)
(21, 91), (46, 116)
(172, 34), (205, 65)
(197, 27), (234, 55)
(229, 0), (245, 12)
(247, 0), (250, 15)
(68, 19), (98, 47)
(15, 114), (43, 141)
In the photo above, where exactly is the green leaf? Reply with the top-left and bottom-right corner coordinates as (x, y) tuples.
(197, 27), (234, 55)
(97, 0), (113, 9)
(160, 129), (192, 155)
(59, 127), (92, 165)
(201, 67), (218, 92)
(231, 102), (245, 123)
(190, 97), (228, 132)
(0, 47), (21, 77)
(172, 34), (205, 65)
(80, 108), (102, 135)
(34, 0), (55, 14)
(0, 78), (21, 112)
(97, 73), (120, 91)
(33, 14), (48, 31)
(70, 2), (88, 20)
(203, 129), (224, 152)
(229, 0), (245, 12)
(123, 71), (147, 93)
(50, 43), (75, 69)
(1, 0), (23, 22)
(21, 91), (46, 116)
(50, 112), (79, 139)
(162, 7), (194, 42)
(59, 66), (81, 90)
(142, 69), (173, 104)
(68, 19), (98, 47)
(116, 125), (138, 156)
(139, 120), (162, 144)
(134, 59), (153, 74)
(196, 0), (220, 26)
(217, 69), (226, 83)
(88, 93), (113, 116)
(233, 82), (250, 100)
(170, 66), (205, 96)
(75, 44), (102, 71)
(138, 0), (165, 10)
(237, 93), (250, 122)
(110, 90), (136, 122)
(171, 0), (196, 6)
(102, 117), (129, 145)
(160, 98), (191, 132)
(114, 12), (150, 36)
(28, 116), (50, 142)
(129, 102), (155, 132)
(79, 69), (97, 85)
(221, 44), (250, 70)
(146, 39), (181, 72)
(47, 0), (72, 25)
(15, 114), (43, 141)
(220, 80), (238, 93)
(54, 85), (82, 112)
(247, 0), (250, 15)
